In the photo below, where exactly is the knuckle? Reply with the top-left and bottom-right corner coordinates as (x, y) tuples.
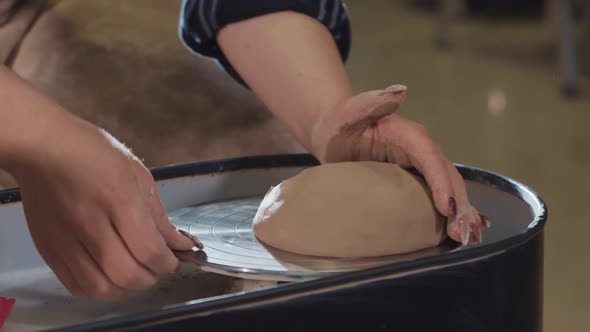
(139, 177), (155, 195)
(136, 244), (167, 270)
(420, 140), (443, 160)
(109, 271), (135, 290)
(113, 205), (146, 228)
(90, 282), (121, 301)
(136, 166), (156, 186)
(71, 288), (85, 298)
(434, 144), (445, 156)
(152, 204), (168, 223)
(110, 269), (156, 290)
(144, 275), (158, 288)
(411, 122), (429, 135)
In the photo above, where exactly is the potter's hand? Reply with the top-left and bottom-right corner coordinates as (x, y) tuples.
(310, 85), (490, 245)
(213, 12), (489, 244)
(12, 118), (203, 300)
(0, 64), (199, 301)
(8, 116), (202, 300)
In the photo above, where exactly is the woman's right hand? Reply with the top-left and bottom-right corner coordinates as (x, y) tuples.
(15, 114), (200, 300)
(10, 114), (200, 300)
(0, 67), (199, 300)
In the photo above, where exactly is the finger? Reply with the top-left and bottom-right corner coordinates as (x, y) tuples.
(358, 133), (413, 165)
(479, 213), (492, 229)
(108, 164), (180, 275)
(23, 203), (86, 297)
(58, 257), (86, 297)
(313, 85), (408, 162)
(408, 151), (454, 219)
(445, 161), (480, 245)
(149, 184), (200, 251)
(111, 200), (180, 275)
(339, 85), (408, 133)
(472, 207), (491, 242)
(356, 135), (380, 161)
(469, 207), (482, 244)
(36, 245), (84, 297)
(382, 140), (412, 166)
(132, 161), (197, 250)
(71, 210), (157, 291)
(384, 120), (455, 218)
(446, 161), (470, 210)
(62, 239), (125, 301)
(380, 138), (468, 244)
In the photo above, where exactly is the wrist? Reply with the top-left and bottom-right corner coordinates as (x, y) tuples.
(0, 67), (70, 173)
(299, 89), (353, 154)
(0, 111), (65, 176)
(308, 94), (352, 163)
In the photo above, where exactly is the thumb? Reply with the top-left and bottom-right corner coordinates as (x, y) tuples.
(132, 161), (199, 251)
(150, 186), (201, 251)
(339, 84), (408, 133)
(312, 84), (408, 162)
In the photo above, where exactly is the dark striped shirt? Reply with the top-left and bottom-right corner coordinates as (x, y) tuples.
(178, 0), (351, 87)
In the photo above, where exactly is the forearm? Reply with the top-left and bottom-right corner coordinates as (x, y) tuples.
(0, 66), (66, 171)
(217, 11), (353, 153)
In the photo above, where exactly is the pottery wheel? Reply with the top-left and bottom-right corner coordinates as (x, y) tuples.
(170, 197), (459, 282)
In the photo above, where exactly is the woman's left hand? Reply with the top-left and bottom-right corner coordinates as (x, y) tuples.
(311, 85), (490, 245)
(213, 11), (489, 244)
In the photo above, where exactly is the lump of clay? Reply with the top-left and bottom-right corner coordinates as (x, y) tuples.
(253, 162), (446, 258)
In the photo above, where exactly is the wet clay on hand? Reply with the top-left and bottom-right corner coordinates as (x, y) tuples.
(253, 162), (447, 258)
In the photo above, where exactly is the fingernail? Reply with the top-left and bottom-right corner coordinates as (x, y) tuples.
(194, 249), (206, 259)
(386, 84), (407, 93)
(479, 214), (491, 228)
(449, 197), (457, 221)
(470, 223), (482, 244)
(378, 84), (408, 96)
(459, 219), (470, 246)
(179, 230), (204, 249)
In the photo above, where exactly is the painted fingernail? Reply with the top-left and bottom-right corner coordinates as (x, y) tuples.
(179, 230), (204, 249)
(449, 197), (457, 221)
(470, 223), (482, 244)
(459, 219), (470, 246)
(194, 249), (207, 259)
(479, 214), (491, 228)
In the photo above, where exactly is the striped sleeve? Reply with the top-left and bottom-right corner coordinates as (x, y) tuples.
(178, 0), (351, 87)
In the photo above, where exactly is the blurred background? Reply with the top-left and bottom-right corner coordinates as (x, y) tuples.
(1, 0), (589, 330)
